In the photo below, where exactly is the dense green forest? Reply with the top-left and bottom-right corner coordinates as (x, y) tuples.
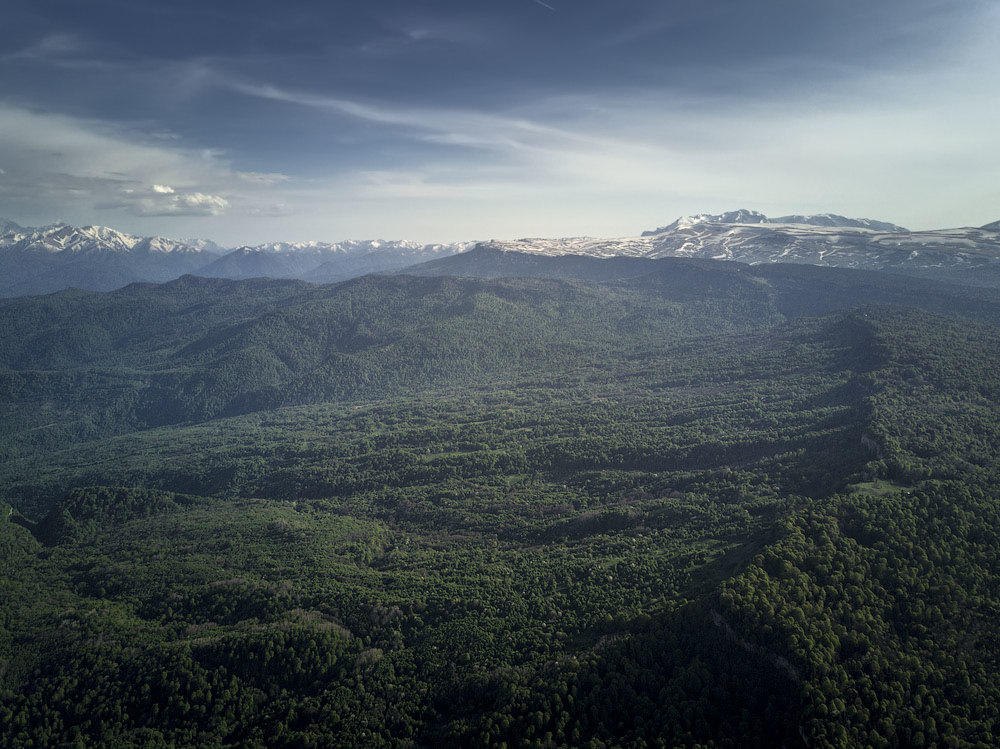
(2, 254), (1000, 746)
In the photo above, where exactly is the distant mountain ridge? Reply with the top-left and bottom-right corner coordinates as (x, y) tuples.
(0, 222), (214, 256)
(3, 211), (1000, 296)
(0, 221), (473, 297)
(193, 239), (476, 283)
(0, 222), (221, 298)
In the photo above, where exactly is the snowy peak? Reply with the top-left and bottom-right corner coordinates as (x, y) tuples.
(193, 238), (476, 284)
(643, 209), (767, 235)
(252, 241), (340, 255)
(75, 225), (140, 251)
(703, 209), (769, 225)
(24, 223), (140, 253)
(643, 210), (907, 236)
(180, 237), (226, 253)
(770, 214), (908, 232)
(0, 217), (479, 296)
(0, 222), (228, 297)
(247, 239), (434, 256)
(0, 222), (218, 256)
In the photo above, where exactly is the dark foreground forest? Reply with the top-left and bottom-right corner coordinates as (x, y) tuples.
(2, 251), (1000, 747)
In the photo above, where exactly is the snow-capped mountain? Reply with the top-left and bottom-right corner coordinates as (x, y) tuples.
(4, 212), (1000, 297)
(0, 222), (223, 297)
(0, 223), (217, 256)
(641, 211), (908, 235)
(0, 220), (473, 297)
(479, 211), (1000, 288)
(179, 237), (226, 254)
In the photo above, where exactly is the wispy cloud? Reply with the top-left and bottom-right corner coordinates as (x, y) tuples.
(2, 33), (90, 63)
(225, 78), (638, 157)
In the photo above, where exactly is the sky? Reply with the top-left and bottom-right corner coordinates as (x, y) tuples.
(0, 0), (998, 245)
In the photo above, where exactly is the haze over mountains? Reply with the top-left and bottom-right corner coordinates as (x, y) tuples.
(2, 211), (1000, 297)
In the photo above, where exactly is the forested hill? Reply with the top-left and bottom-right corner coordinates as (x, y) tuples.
(2, 256), (1000, 457)
(3, 257), (1000, 746)
(407, 245), (1000, 320)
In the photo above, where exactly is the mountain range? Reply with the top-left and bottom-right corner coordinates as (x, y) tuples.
(0, 222), (473, 297)
(485, 210), (1000, 288)
(2, 210), (999, 297)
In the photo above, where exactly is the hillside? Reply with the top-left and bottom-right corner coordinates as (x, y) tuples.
(2, 258), (1000, 746)
(3, 255), (1000, 459)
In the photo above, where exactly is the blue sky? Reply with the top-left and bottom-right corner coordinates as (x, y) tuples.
(1, 0), (998, 244)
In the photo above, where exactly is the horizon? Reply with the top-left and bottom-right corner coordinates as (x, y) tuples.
(1, 0), (998, 245)
(4, 208), (998, 249)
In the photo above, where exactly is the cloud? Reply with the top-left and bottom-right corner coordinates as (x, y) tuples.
(226, 78), (626, 158)
(0, 103), (281, 225)
(173, 192), (229, 214)
(124, 189), (230, 216)
(2, 33), (90, 63)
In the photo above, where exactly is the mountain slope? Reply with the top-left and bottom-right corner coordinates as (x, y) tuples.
(477, 211), (1000, 288)
(194, 239), (472, 283)
(0, 267), (782, 453)
(304, 241), (475, 283)
(4, 292), (1000, 747)
(3, 255), (1000, 462)
(408, 246), (1000, 322)
(194, 246), (326, 280)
